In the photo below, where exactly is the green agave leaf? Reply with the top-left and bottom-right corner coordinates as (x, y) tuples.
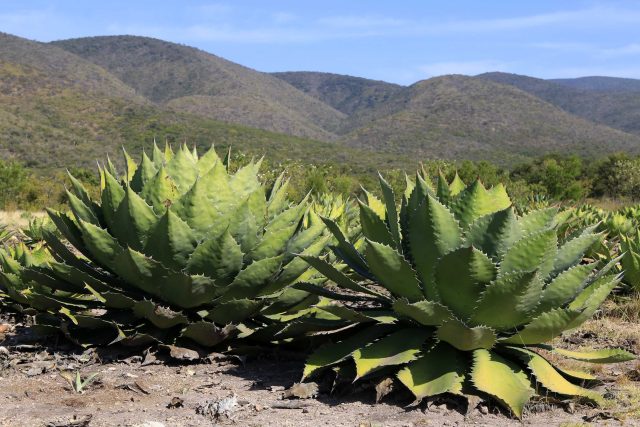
(298, 255), (375, 299)
(353, 328), (432, 379)
(122, 148), (138, 182)
(140, 166), (179, 214)
(518, 207), (558, 236)
(230, 160), (262, 200)
(408, 194), (462, 300)
(67, 172), (101, 217)
(172, 178), (221, 235)
(392, 299), (453, 326)
(471, 271), (543, 330)
(249, 200), (306, 261)
(181, 321), (236, 347)
(435, 246), (496, 320)
(321, 216), (370, 279)
(364, 189), (386, 219)
(196, 145), (220, 174)
(464, 208), (520, 259)
(266, 172), (290, 219)
(303, 325), (393, 379)
(132, 300), (189, 329)
(77, 219), (124, 270)
(450, 181), (511, 229)
(436, 171), (451, 204)
(144, 209), (197, 271)
(548, 347), (636, 363)
(151, 141), (165, 167)
(566, 274), (620, 329)
(100, 168), (126, 230)
(500, 308), (583, 345)
(448, 173), (466, 196)
(205, 299), (264, 324)
(165, 145), (198, 192)
(470, 348), (533, 419)
(228, 198), (259, 255)
(130, 151), (157, 193)
(498, 229), (557, 278)
(186, 231), (243, 286)
(397, 343), (466, 402)
(378, 174), (401, 248)
(437, 318), (497, 351)
(552, 229), (601, 277)
(112, 187), (158, 251)
(536, 263), (597, 314)
(217, 256), (282, 302)
(359, 201), (396, 248)
(365, 240), (423, 302)
(507, 347), (604, 405)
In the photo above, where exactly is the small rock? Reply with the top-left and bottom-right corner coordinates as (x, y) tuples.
(0, 346), (9, 357)
(269, 385), (286, 392)
(167, 397), (184, 409)
(479, 405), (489, 415)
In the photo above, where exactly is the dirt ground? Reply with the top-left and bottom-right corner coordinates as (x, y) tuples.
(1, 311), (639, 427)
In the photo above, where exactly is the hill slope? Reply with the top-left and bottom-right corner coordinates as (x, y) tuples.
(340, 75), (640, 162)
(272, 71), (404, 116)
(477, 72), (640, 136)
(52, 36), (346, 141)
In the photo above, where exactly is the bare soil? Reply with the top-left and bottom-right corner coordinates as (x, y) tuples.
(1, 312), (639, 427)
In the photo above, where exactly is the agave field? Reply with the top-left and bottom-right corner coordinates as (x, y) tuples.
(0, 144), (639, 426)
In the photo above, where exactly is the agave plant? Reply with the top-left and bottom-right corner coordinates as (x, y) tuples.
(298, 172), (634, 418)
(620, 230), (640, 293)
(0, 144), (329, 347)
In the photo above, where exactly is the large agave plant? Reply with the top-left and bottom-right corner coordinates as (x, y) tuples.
(298, 172), (635, 418)
(0, 144), (329, 347)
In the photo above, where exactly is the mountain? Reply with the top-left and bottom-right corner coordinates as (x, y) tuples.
(1, 32), (407, 171)
(339, 75), (640, 162)
(51, 36), (346, 141)
(477, 72), (640, 136)
(271, 71), (404, 116)
(550, 76), (640, 93)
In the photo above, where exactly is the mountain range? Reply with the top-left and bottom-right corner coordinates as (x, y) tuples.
(2, 31), (640, 169)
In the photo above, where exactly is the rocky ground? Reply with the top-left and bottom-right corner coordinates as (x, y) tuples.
(1, 310), (639, 427)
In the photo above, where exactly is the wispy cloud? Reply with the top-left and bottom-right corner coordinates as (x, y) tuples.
(318, 15), (406, 29)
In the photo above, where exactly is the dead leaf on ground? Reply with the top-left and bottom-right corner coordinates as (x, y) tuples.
(374, 377), (394, 403)
(160, 345), (200, 362)
(167, 397), (184, 409)
(196, 394), (238, 420)
(283, 382), (318, 400)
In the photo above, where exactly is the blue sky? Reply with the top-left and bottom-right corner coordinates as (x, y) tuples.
(1, 1), (640, 84)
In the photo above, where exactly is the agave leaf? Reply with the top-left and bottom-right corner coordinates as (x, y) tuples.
(217, 256), (282, 302)
(450, 181), (511, 229)
(471, 271), (543, 330)
(181, 321), (236, 347)
(100, 169), (126, 230)
(547, 347), (636, 363)
(518, 207), (558, 235)
(204, 299), (264, 324)
(132, 300), (189, 329)
(267, 172), (290, 219)
(172, 178), (221, 235)
(500, 308), (583, 345)
(435, 246), (496, 320)
(249, 200), (306, 261)
(230, 161), (262, 200)
(465, 208), (520, 259)
(408, 195), (462, 300)
(397, 343), (466, 402)
(196, 145), (220, 174)
(76, 219), (124, 270)
(353, 328), (431, 379)
(470, 349), (533, 419)
(365, 240), (423, 302)
(144, 209), (197, 271)
(359, 201), (396, 248)
(321, 216), (370, 278)
(498, 229), (557, 278)
(392, 299), (453, 326)
(552, 229), (601, 277)
(112, 187), (158, 251)
(187, 231), (243, 285)
(303, 325), (393, 379)
(448, 173), (466, 196)
(228, 198), (260, 255)
(566, 274), (620, 329)
(437, 318), (497, 351)
(507, 347), (604, 405)
(536, 263), (597, 314)
(130, 151), (157, 193)
(165, 146), (198, 192)
(378, 174), (401, 248)
(140, 167), (179, 214)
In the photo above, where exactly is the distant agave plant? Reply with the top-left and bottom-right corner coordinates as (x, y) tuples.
(0, 144), (328, 347)
(298, 172), (634, 418)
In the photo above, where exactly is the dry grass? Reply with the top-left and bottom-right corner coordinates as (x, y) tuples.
(0, 210), (46, 231)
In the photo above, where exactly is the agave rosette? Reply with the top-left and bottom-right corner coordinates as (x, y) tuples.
(0, 144), (329, 347)
(298, 172), (635, 418)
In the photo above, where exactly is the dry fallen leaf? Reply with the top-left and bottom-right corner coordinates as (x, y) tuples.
(374, 377), (394, 403)
(161, 345), (199, 361)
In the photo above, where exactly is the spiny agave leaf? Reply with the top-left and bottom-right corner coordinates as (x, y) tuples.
(318, 305), (387, 323)
(507, 347), (604, 405)
(249, 200), (306, 261)
(172, 178), (221, 235)
(303, 325), (393, 379)
(140, 167), (179, 214)
(77, 219), (124, 270)
(556, 367), (597, 381)
(144, 209), (197, 271)
(114, 248), (217, 308)
(359, 201), (396, 248)
(435, 247), (496, 320)
(204, 299), (263, 324)
(437, 318), (497, 351)
(365, 240), (423, 302)
(397, 343), (466, 402)
(378, 174), (401, 248)
(536, 263), (597, 314)
(122, 148), (137, 182)
(518, 207), (559, 236)
(132, 300), (189, 329)
(47, 209), (87, 256)
(196, 144), (220, 174)
(547, 347), (636, 364)
(566, 274), (621, 329)
(500, 308), (583, 345)
(181, 321), (236, 347)
(321, 216), (370, 278)
(297, 255), (386, 299)
(393, 299), (452, 326)
(436, 171), (451, 204)
(67, 172), (100, 215)
(230, 160), (262, 200)
(228, 198), (260, 255)
(42, 230), (107, 281)
(448, 173), (466, 196)
(552, 230), (601, 277)
(471, 271), (543, 330)
(449, 180), (511, 229)
(217, 256), (283, 302)
(163, 142), (174, 162)
(470, 349), (533, 419)
(187, 231), (243, 286)
(408, 195), (462, 300)
(46, 261), (112, 293)
(67, 190), (100, 226)
(464, 208), (520, 259)
(22, 267), (85, 293)
(260, 287), (318, 319)
(100, 168), (126, 230)
(363, 189), (386, 219)
(285, 218), (326, 260)
(353, 328), (431, 379)
(151, 141), (165, 167)
(130, 151), (157, 193)
(112, 187), (158, 251)
(498, 229), (557, 278)
(267, 171), (290, 219)
(165, 146), (198, 192)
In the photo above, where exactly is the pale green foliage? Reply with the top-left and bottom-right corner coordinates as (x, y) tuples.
(300, 171), (634, 418)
